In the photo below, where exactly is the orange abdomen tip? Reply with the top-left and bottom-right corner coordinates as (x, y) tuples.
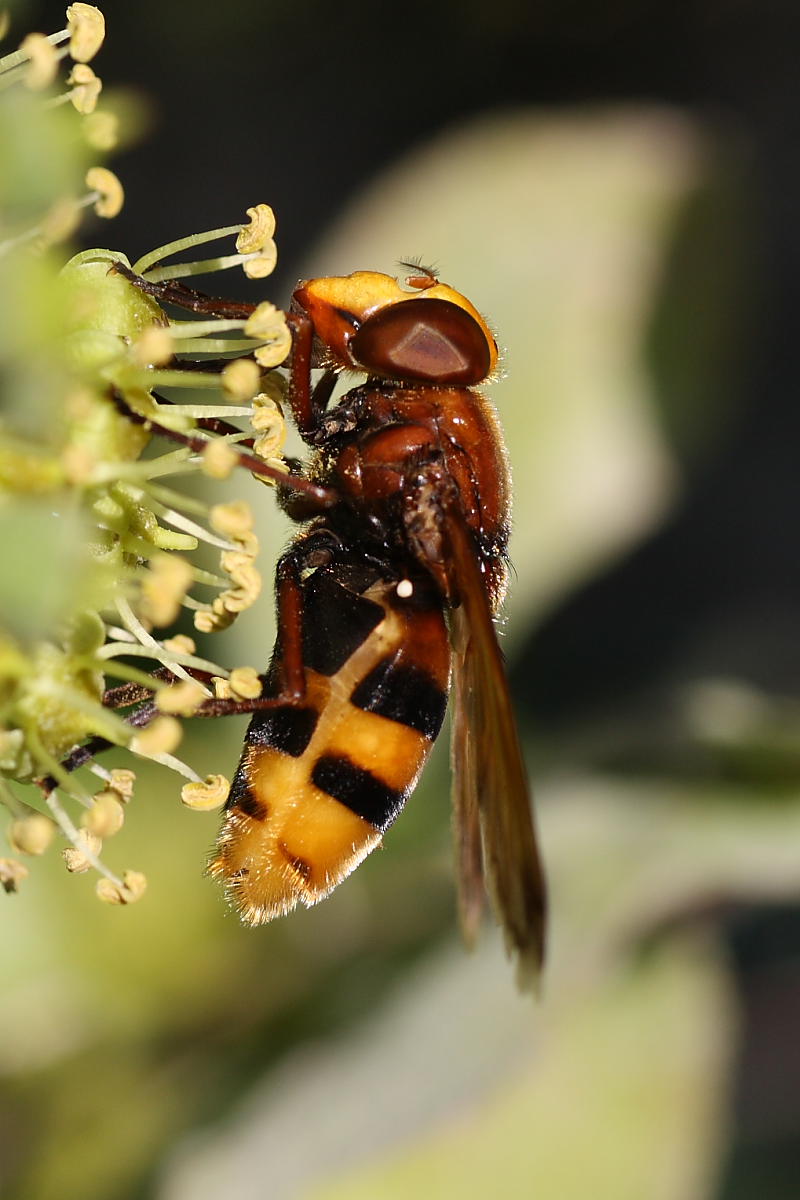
(208, 747), (382, 924)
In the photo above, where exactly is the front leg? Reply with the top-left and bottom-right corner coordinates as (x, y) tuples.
(113, 261), (340, 448)
(111, 261), (257, 319)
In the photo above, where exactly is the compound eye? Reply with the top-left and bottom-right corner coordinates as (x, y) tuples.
(350, 298), (492, 385)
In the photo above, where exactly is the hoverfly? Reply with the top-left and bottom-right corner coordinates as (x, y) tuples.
(112, 259), (548, 982)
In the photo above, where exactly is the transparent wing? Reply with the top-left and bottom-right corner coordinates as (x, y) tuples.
(446, 510), (547, 986)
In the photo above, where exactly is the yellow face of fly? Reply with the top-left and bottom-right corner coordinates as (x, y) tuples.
(293, 269), (498, 380)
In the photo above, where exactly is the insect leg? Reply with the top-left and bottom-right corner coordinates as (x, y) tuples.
(110, 389), (338, 506)
(186, 531), (340, 718)
(111, 261), (257, 319)
(283, 312), (342, 440)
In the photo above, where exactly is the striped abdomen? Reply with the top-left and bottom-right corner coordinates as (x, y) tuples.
(209, 564), (450, 923)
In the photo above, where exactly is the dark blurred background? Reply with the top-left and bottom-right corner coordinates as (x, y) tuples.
(6, 1), (800, 1197)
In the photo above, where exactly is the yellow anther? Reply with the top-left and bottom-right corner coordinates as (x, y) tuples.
(181, 774), (230, 812)
(235, 204), (276, 254)
(0, 858), (29, 893)
(20, 33), (58, 89)
(139, 552), (193, 628)
(220, 549), (254, 577)
(201, 439), (239, 479)
(244, 302), (283, 340)
(132, 325), (173, 367)
(210, 500), (254, 538)
(228, 666), (262, 700)
(82, 790), (125, 837)
(251, 393), (283, 428)
(67, 62), (101, 112)
(243, 243), (278, 279)
(221, 357), (261, 401)
(193, 603), (234, 634)
(63, 831), (102, 873)
(162, 633), (196, 657)
(67, 3), (105, 62)
(40, 197), (81, 246)
(85, 166), (124, 218)
(108, 768), (136, 802)
(254, 326), (293, 368)
(155, 679), (206, 716)
(252, 396), (286, 459)
(211, 676), (233, 699)
(131, 715), (182, 757)
(8, 813), (55, 856)
(83, 109), (118, 150)
(96, 869), (147, 906)
(221, 572), (261, 612)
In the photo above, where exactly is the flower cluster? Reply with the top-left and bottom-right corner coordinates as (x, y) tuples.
(0, 8), (293, 906)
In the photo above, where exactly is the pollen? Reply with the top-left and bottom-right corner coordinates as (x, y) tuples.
(181, 774), (230, 812)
